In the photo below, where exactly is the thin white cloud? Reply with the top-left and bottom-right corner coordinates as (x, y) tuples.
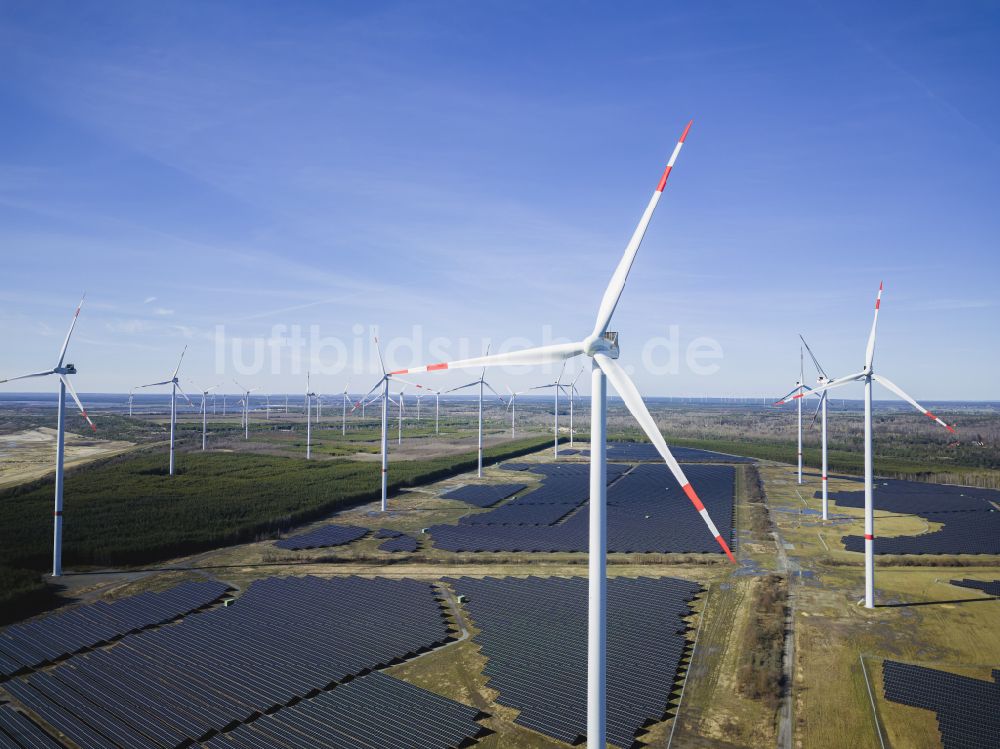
(143, 296), (157, 304)
(153, 307), (174, 316)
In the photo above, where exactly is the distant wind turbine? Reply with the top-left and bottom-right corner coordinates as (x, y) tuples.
(234, 380), (259, 440)
(775, 347), (810, 484)
(799, 334), (832, 520)
(305, 372), (316, 459)
(139, 346), (193, 476)
(444, 348), (506, 477)
(0, 294), (95, 577)
(197, 383), (221, 451)
(530, 362), (567, 457)
(778, 283), (955, 608)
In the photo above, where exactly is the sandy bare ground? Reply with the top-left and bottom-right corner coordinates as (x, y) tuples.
(0, 427), (136, 489)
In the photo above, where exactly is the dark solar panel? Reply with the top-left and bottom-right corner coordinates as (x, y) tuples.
(431, 463), (735, 554)
(580, 442), (753, 463)
(379, 534), (418, 552)
(449, 575), (700, 749)
(0, 581), (230, 678)
(818, 479), (997, 515)
(373, 528), (403, 538)
(842, 510), (1000, 555)
(274, 524), (368, 550)
(440, 483), (527, 508)
(204, 671), (486, 749)
(950, 578), (1000, 596)
(0, 705), (61, 748)
(2, 576), (453, 747)
(882, 660), (1000, 749)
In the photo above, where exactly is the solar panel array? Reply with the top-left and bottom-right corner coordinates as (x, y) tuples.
(373, 528), (402, 539)
(274, 524), (368, 550)
(842, 510), (1000, 555)
(0, 705), (61, 748)
(449, 575), (700, 748)
(882, 660), (1000, 749)
(950, 578), (1000, 596)
(3, 576), (453, 748)
(818, 479), (998, 515)
(202, 671), (485, 749)
(378, 534), (419, 552)
(581, 442), (753, 463)
(440, 483), (528, 508)
(431, 464), (735, 554)
(0, 581), (230, 679)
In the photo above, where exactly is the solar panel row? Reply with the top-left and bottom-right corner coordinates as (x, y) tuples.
(431, 464), (736, 554)
(274, 524), (368, 550)
(4, 576), (453, 748)
(372, 528), (403, 538)
(202, 671), (486, 749)
(818, 479), (998, 515)
(0, 706), (60, 748)
(580, 442), (753, 463)
(0, 580), (230, 679)
(842, 510), (1000, 555)
(378, 534), (418, 552)
(440, 483), (528, 508)
(950, 578), (1000, 596)
(882, 659), (1000, 749)
(449, 575), (701, 749)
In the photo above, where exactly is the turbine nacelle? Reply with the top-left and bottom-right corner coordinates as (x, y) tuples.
(55, 364), (77, 375)
(583, 331), (620, 359)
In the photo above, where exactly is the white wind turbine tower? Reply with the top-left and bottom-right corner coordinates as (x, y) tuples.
(395, 387), (406, 445)
(444, 351), (506, 478)
(409, 383), (443, 434)
(777, 282), (955, 608)
(505, 386), (525, 438)
(566, 366), (585, 447)
(234, 380), (259, 440)
(775, 347), (810, 484)
(387, 121), (735, 745)
(305, 372), (317, 460)
(799, 334), (833, 520)
(127, 388), (135, 417)
(139, 346), (193, 476)
(352, 337), (414, 512)
(530, 362), (567, 457)
(197, 384), (221, 451)
(341, 381), (350, 435)
(0, 295), (95, 577)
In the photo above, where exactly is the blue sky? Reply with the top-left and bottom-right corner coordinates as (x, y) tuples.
(1, 1), (997, 400)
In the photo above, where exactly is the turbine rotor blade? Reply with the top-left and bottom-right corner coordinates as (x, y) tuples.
(389, 341), (585, 376)
(811, 391), (826, 426)
(59, 375), (96, 432)
(483, 381), (507, 406)
(0, 370), (55, 384)
(175, 383), (195, 407)
(445, 381), (480, 394)
(56, 293), (86, 368)
(351, 377), (386, 412)
(775, 371), (863, 404)
(592, 120), (692, 337)
(872, 374), (956, 433)
(595, 353), (736, 563)
(864, 282), (883, 371)
(138, 380), (173, 388)
(374, 336), (387, 375)
(799, 334), (827, 379)
(172, 345), (188, 380)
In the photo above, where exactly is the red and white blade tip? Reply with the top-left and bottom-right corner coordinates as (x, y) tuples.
(655, 119), (694, 193)
(681, 482), (735, 563)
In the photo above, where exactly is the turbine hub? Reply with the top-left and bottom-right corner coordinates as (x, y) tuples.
(582, 332), (620, 359)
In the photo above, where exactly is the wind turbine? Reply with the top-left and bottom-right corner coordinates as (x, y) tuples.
(799, 334), (832, 520)
(530, 362), (567, 457)
(566, 366), (585, 447)
(127, 388), (135, 417)
(444, 349), (506, 478)
(775, 347), (811, 484)
(387, 121), (735, 746)
(0, 295), (95, 577)
(197, 384), (221, 451)
(234, 380), (259, 440)
(138, 346), (193, 476)
(352, 337), (409, 512)
(305, 372), (316, 460)
(341, 381), (350, 435)
(395, 387), (406, 445)
(777, 283), (955, 608)
(506, 386), (526, 438)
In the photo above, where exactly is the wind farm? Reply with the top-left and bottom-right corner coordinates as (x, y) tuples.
(1, 4), (998, 749)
